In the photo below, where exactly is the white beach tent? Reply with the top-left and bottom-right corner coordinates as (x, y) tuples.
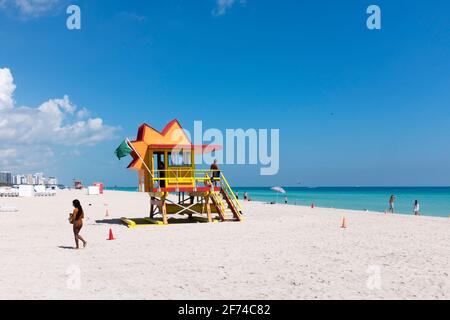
(34, 185), (46, 194)
(19, 185), (34, 197)
(87, 186), (100, 195)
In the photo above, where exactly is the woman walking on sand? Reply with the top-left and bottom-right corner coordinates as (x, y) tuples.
(413, 200), (420, 216)
(70, 199), (87, 249)
(388, 195), (396, 213)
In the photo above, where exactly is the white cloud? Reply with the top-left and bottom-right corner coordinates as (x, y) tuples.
(0, 68), (16, 110)
(76, 107), (90, 119)
(0, 145), (55, 170)
(0, 0), (59, 17)
(0, 68), (119, 169)
(212, 0), (246, 17)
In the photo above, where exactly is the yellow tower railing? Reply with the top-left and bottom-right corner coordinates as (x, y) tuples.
(151, 169), (242, 220)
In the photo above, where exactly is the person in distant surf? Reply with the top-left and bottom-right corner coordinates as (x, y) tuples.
(413, 200), (420, 216)
(70, 199), (87, 249)
(388, 195), (396, 213)
(210, 159), (220, 187)
(284, 196), (288, 204)
(244, 192), (248, 201)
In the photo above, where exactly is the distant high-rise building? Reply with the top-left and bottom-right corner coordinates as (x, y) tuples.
(34, 172), (44, 185)
(13, 174), (22, 185)
(26, 174), (34, 185)
(0, 171), (13, 185)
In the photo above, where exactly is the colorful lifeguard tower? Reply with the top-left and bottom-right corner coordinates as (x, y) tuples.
(123, 119), (243, 225)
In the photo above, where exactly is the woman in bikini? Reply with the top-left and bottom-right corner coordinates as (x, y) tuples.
(71, 199), (87, 249)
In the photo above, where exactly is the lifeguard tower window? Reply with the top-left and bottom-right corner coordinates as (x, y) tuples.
(168, 151), (191, 167)
(154, 153), (164, 167)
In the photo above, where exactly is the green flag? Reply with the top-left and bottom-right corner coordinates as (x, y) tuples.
(115, 140), (132, 160)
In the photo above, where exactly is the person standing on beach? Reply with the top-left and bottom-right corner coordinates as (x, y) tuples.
(71, 199), (87, 249)
(210, 159), (220, 187)
(388, 195), (396, 213)
(158, 160), (165, 188)
(413, 200), (420, 216)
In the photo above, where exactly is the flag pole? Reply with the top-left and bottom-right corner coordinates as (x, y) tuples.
(126, 138), (154, 179)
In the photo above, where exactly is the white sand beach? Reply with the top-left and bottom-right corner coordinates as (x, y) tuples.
(0, 190), (448, 300)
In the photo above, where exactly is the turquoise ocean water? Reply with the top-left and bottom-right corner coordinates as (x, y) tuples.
(106, 187), (450, 218)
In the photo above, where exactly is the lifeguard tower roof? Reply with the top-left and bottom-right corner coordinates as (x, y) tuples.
(127, 119), (221, 171)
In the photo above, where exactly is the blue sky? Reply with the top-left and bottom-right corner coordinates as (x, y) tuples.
(0, 0), (449, 187)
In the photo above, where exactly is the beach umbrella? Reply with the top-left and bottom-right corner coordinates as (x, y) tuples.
(270, 186), (286, 203)
(271, 186), (286, 194)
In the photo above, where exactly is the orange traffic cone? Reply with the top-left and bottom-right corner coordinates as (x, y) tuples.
(311, 203), (315, 209)
(341, 217), (347, 229)
(107, 228), (115, 240)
